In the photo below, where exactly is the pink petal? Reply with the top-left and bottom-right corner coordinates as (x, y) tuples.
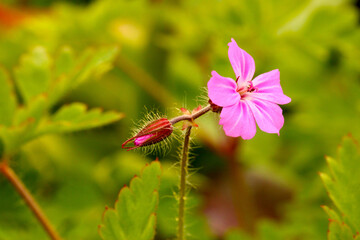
(219, 101), (256, 139)
(247, 99), (284, 135)
(134, 134), (153, 146)
(228, 38), (255, 85)
(207, 71), (240, 107)
(251, 69), (291, 104)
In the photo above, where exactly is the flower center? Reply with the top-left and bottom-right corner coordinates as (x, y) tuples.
(236, 81), (257, 96)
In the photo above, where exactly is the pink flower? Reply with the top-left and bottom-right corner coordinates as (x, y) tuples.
(207, 39), (291, 139)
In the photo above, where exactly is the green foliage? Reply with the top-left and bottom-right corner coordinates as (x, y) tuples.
(0, 45), (122, 155)
(99, 161), (162, 240)
(49, 46), (119, 107)
(37, 103), (123, 134)
(14, 46), (52, 104)
(321, 136), (360, 239)
(327, 220), (358, 240)
(0, 0), (359, 239)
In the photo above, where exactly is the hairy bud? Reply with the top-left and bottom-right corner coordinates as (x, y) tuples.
(122, 118), (173, 150)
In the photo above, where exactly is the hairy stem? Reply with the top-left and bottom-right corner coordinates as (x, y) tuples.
(178, 126), (192, 240)
(170, 105), (211, 125)
(0, 161), (62, 240)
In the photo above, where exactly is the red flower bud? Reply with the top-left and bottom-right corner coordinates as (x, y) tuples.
(122, 118), (173, 150)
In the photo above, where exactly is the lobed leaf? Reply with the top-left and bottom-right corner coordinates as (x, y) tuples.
(321, 136), (360, 238)
(54, 46), (75, 78)
(14, 47), (52, 104)
(322, 205), (341, 222)
(0, 95), (47, 154)
(13, 94), (47, 126)
(99, 161), (162, 240)
(0, 119), (37, 155)
(36, 103), (124, 135)
(71, 46), (119, 87)
(48, 45), (119, 107)
(327, 220), (357, 240)
(0, 45), (122, 154)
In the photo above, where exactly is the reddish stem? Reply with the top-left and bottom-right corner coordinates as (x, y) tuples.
(0, 161), (62, 240)
(170, 105), (211, 125)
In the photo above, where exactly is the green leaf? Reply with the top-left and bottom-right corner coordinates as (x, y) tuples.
(72, 46), (119, 87)
(321, 206), (341, 222)
(321, 135), (360, 237)
(99, 161), (162, 240)
(0, 45), (121, 154)
(36, 103), (124, 135)
(47, 46), (75, 108)
(13, 94), (48, 126)
(0, 67), (17, 126)
(54, 46), (75, 78)
(14, 47), (52, 104)
(0, 95), (48, 154)
(327, 220), (355, 240)
(0, 119), (37, 155)
(48, 46), (119, 107)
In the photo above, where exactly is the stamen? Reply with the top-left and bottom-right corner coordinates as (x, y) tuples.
(247, 81), (257, 93)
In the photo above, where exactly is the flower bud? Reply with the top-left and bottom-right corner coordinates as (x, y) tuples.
(122, 118), (173, 150)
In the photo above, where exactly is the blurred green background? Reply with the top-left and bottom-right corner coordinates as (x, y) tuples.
(0, 0), (359, 239)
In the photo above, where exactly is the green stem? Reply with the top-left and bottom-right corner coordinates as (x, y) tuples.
(0, 161), (62, 240)
(178, 126), (192, 240)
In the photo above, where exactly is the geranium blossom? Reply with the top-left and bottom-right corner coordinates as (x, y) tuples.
(207, 38), (291, 139)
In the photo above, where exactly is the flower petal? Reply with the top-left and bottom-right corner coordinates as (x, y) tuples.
(247, 99), (284, 135)
(251, 69), (291, 104)
(207, 71), (239, 107)
(228, 38), (255, 84)
(219, 101), (256, 139)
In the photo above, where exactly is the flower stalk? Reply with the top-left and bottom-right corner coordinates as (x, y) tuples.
(170, 105), (211, 125)
(177, 126), (192, 240)
(0, 161), (62, 240)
